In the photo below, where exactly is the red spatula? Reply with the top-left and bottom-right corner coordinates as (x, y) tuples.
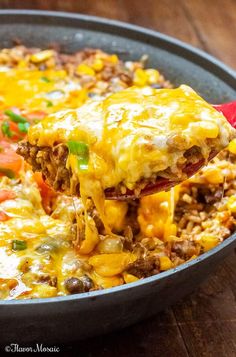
(105, 101), (236, 200)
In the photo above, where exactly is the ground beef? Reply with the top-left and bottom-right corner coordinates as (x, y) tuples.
(38, 274), (57, 287)
(17, 142), (71, 194)
(197, 187), (223, 204)
(184, 145), (203, 163)
(17, 138), (208, 199)
(171, 240), (200, 259)
(126, 256), (160, 278)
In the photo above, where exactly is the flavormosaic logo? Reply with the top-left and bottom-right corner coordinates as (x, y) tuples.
(4, 343), (60, 353)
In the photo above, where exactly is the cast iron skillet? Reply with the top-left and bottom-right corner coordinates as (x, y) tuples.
(0, 10), (236, 344)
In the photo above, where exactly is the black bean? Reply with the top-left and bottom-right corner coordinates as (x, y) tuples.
(64, 277), (85, 294)
(80, 275), (94, 292)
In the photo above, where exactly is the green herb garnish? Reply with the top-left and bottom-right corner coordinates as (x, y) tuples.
(0, 168), (15, 179)
(67, 141), (89, 156)
(41, 76), (51, 83)
(1, 121), (13, 138)
(4, 110), (27, 123)
(46, 100), (53, 107)
(76, 157), (89, 171)
(18, 122), (30, 133)
(67, 140), (89, 171)
(12, 240), (27, 251)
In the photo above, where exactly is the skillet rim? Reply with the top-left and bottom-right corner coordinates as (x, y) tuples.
(0, 9), (235, 306)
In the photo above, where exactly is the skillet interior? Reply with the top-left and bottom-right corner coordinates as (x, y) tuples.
(0, 10), (236, 344)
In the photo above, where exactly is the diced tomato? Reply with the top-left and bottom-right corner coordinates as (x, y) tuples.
(0, 145), (24, 177)
(33, 172), (57, 213)
(9, 121), (25, 141)
(0, 211), (10, 221)
(26, 110), (47, 123)
(0, 190), (16, 203)
(0, 121), (23, 143)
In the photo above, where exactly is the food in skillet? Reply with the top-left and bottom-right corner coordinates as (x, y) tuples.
(18, 85), (236, 202)
(1, 46), (236, 300)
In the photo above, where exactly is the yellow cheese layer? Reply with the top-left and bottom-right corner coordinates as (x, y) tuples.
(28, 84), (235, 192)
(0, 67), (88, 113)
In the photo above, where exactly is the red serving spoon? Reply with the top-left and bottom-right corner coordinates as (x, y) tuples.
(105, 101), (236, 200)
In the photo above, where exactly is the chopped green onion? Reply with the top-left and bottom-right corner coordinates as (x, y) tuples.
(0, 168), (15, 179)
(41, 76), (51, 83)
(18, 122), (30, 133)
(4, 110), (27, 123)
(1, 121), (13, 138)
(67, 141), (89, 171)
(46, 100), (53, 107)
(67, 141), (89, 156)
(12, 240), (27, 251)
(77, 157), (89, 171)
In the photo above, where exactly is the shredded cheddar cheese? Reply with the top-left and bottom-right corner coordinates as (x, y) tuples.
(1, 46), (236, 300)
(26, 85), (235, 249)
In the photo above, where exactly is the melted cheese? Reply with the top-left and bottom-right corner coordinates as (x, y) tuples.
(28, 85), (235, 192)
(138, 187), (180, 240)
(0, 68), (88, 112)
(1, 47), (235, 298)
(27, 85), (235, 243)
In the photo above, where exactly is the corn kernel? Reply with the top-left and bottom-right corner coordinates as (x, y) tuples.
(228, 139), (236, 154)
(170, 115), (194, 128)
(123, 272), (139, 284)
(91, 272), (123, 289)
(76, 64), (95, 76)
(227, 195), (236, 212)
(133, 68), (148, 86)
(91, 58), (104, 72)
(32, 285), (57, 298)
(190, 121), (219, 138)
(89, 253), (136, 277)
(30, 50), (54, 63)
(145, 68), (160, 84)
(200, 234), (219, 252)
(204, 167), (224, 184)
(109, 54), (118, 63)
(159, 256), (172, 270)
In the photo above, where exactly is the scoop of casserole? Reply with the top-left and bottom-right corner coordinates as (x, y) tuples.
(17, 85), (236, 200)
